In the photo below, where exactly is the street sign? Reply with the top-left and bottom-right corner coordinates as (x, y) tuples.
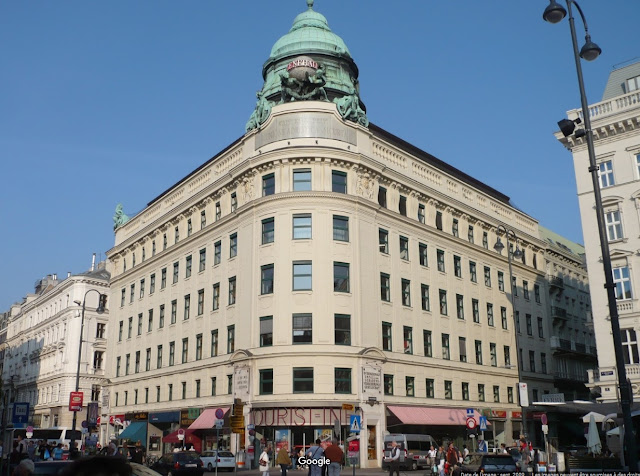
(247, 424), (255, 431)
(26, 426), (34, 439)
(541, 413), (548, 425)
(349, 414), (361, 433)
(541, 424), (549, 434)
(518, 382), (530, 407)
(177, 428), (185, 441)
(12, 402), (30, 425)
(342, 403), (355, 411)
(466, 408), (474, 417)
(69, 392), (83, 412)
(466, 417), (477, 430)
(215, 419), (224, 429)
(479, 416), (487, 431)
(215, 408), (225, 419)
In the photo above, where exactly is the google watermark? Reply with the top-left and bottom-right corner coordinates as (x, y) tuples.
(297, 456), (331, 467)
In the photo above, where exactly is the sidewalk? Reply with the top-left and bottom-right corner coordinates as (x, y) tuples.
(204, 467), (391, 476)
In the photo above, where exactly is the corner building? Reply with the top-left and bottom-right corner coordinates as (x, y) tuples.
(106, 2), (551, 465)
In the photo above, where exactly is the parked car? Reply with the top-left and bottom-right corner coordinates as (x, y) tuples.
(150, 451), (204, 476)
(32, 460), (74, 475)
(460, 453), (518, 474)
(199, 450), (236, 471)
(130, 462), (163, 476)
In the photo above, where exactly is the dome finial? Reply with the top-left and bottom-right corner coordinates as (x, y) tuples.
(306, 0), (314, 9)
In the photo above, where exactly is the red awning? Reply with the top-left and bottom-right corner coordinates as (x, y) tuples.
(188, 407), (230, 430)
(387, 406), (490, 426)
(162, 429), (202, 452)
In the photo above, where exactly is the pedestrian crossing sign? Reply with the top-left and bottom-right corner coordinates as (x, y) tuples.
(350, 414), (361, 433)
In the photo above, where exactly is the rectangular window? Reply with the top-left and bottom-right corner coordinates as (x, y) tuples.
(534, 284), (541, 303)
(469, 261), (477, 283)
(168, 384), (173, 401)
(418, 204), (425, 224)
(380, 273), (391, 302)
(169, 342), (175, 366)
(211, 377), (216, 396)
(121, 288), (125, 307)
(228, 277), (236, 305)
(523, 281), (530, 300)
(227, 325), (235, 353)
(261, 264), (274, 295)
(541, 353), (547, 373)
(478, 384), (485, 402)
(333, 215), (349, 242)
(260, 369), (274, 395)
(483, 231), (489, 249)
(501, 307), (508, 330)
(161, 268), (166, 289)
(173, 262), (179, 284)
(497, 271), (504, 292)
(462, 382), (469, 401)
(439, 289), (447, 315)
(212, 283), (220, 310)
(128, 317), (132, 338)
(116, 357), (121, 377)
(182, 256), (192, 279)
(403, 326), (413, 354)
(293, 261), (312, 290)
(201, 210), (206, 229)
(622, 329), (639, 364)
(401, 279), (411, 306)
(134, 351), (140, 373)
(184, 294), (190, 320)
(384, 374), (393, 395)
(475, 340), (483, 365)
(512, 276), (518, 295)
(293, 368), (314, 393)
(335, 314), (351, 345)
(405, 376), (415, 397)
(399, 195), (407, 216)
(493, 385), (500, 402)
(426, 378), (435, 398)
(292, 214), (312, 239)
(423, 330), (432, 357)
(195, 334), (203, 360)
(456, 294), (464, 320)
(421, 284), (430, 311)
(174, 226), (179, 244)
(382, 322), (392, 351)
(452, 219), (459, 237)
(262, 217), (275, 244)
(378, 186), (387, 207)
(490, 343), (497, 367)
(260, 316), (273, 347)
(140, 279), (145, 298)
(163, 234), (167, 250)
(334, 262), (350, 293)
(605, 210), (623, 241)
(453, 255), (462, 278)
(487, 303), (494, 326)
(187, 219), (192, 236)
(332, 170), (347, 193)
(149, 274), (156, 294)
(484, 266), (491, 287)
(459, 336), (467, 362)
(130, 284), (135, 303)
(468, 225), (474, 243)
(293, 168), (312, 191)
(263, 173), (275, 196)
(379, 229), (389, 253)
(231, 192), (237, 212)
(229, 233), (238, 258)
(599, 160), (615, 188)
(444, 380), (452, 399)
(96, 323), (106, 339)
(437, 249), (445, 272)
(211, 330), (218, 357)
(293, 313), (312, 344)
(399, 236), (409, 260)
(538, 317), (544, 338)
(526, 314), (533, 336)
(182, 338), (189, 363)
(419, 243), (428, 266)
(529, 350), (536, 372)
(197, 289), (204, 316)
(214, 241), (222, 265)
(614, 266), (633, 299)
(199, 249), (206, 272)
(148, 309), (153, 332)
(157, 345), (163, 369)
(442, 334), (450, 360)
(335, 368), (352, 394)
(507, 387), (514, 403)
(435, 211), (443, 230)
(195, 379), (201, 398)
(516, 311), (520, 333)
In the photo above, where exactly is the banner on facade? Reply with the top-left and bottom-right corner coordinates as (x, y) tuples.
(362, 365), (382, 396)
(87, 402), (99, 426)
(69, 392), (83, 412)
(234, 367), (250, 401)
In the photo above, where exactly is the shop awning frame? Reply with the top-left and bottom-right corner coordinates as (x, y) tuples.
(387, 405), (489, 426)
(117, 421), (147, 443)
(188, 407), (230, 430)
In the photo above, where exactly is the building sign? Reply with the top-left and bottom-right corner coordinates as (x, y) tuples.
(109, 415), (125, 426)
(69, 392), (83, 412)
(180, 408), (202, 427)
(234, 367), (250, 401)
(512, 411), (522, 419)
(255, 112), (357, 149)
(362, 365), (382, 396)
(287, 58), (318, 71)
(491, 410), (507, 419)
(125, 412), (148, 422)
(540, 393), (565, 403)
(251, 407), (351, 427)
(88, 402), (99, 426)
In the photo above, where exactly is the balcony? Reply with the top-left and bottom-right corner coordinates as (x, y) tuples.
(550, 336), (597, 360)
(590, 364), (640, 384)
(551, 306), (568, 325)
(553, 370), (588, 383)
(548, 275), (564, 291)
(571, 90), (640, 123)
(617, 300), (635, 314)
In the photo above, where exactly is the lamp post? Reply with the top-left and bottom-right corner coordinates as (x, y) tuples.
(543, 0), (638, 470)
(493, 225), (527, 439)
(71, 290), (107, 456)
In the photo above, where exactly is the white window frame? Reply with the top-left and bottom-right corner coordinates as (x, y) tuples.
(613, 265), (633, 300)
(605, 209), (623, 241)
(598, 160), (615, 188)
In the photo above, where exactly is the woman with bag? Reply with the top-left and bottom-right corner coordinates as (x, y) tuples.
(276, 442), (292, 476)
(260, 444), (272, 476)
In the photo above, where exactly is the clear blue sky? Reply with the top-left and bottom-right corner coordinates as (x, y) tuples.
(1, 0), (638, 310)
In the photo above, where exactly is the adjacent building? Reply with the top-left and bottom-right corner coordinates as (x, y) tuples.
(556, 61), (640, 403)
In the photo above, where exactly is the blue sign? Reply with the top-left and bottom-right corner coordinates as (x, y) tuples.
(349, 415), (361, 433)
(12, 402), (30, 426)
(479, 416), (487, 431)
(466, 408), (474, 417)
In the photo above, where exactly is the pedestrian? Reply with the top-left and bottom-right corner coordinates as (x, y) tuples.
(387, 440), (400, 476)
(260, 444), (272, 476)
(446, 443), (458, 476)
(462, 444), (469, 460)
(307, 439), (324, 476)
(276, 442), (292, 476)
(427, 445), (437, 474)
(53, 443), (63, 461)
(436, 445), (446, 476)
(131, 440), (146, 464)
(324, 439), (344, 476)
(500, 443), (507, 454)
(298, 447), (307, 470)
(290, 445), (298, 470)
(121, 441), (130, 460)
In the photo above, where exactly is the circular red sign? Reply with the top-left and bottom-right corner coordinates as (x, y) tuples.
(466, 417), (477, 429)
(215, 408), (225, 419)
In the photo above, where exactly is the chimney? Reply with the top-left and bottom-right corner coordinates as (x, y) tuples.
(52, 274), (57, 280)
(91, 253), (96, 271)
(67, 272), (71, 278)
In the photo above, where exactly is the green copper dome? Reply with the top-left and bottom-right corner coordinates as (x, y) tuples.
(269, 2), (351, 60)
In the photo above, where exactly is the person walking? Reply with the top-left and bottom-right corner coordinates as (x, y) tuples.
(276, 442), (292, 476)
(436, 445), (446, 476)
(307, 439), (324, 476)
(324, 439), (344, 476)
(388, 440), (400, 476)
(260, 444), (272, 476)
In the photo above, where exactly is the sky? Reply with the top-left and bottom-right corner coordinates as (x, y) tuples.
(1, 0), (639, 311)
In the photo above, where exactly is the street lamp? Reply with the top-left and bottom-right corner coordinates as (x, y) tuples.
(543, 0), (638, 470)
(71, 290), (107, 456)
(494, 225), (527, 438)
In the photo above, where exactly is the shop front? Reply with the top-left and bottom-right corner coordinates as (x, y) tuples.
(188, 407), (231, 452)
(149, 411), (181, 454)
